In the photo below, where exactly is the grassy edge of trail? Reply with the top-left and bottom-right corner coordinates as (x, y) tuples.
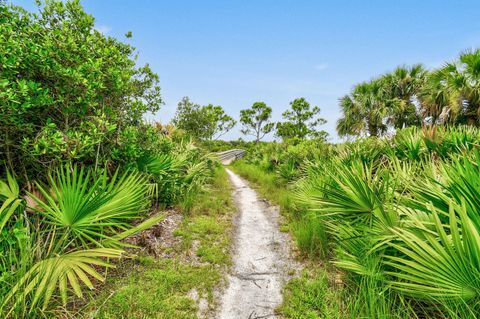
(229, 161), (348, 319)
(229, 161), (424, 319)
(82, 166), (235, 319)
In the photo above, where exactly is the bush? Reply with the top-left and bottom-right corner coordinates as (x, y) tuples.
(0, 2), (217, 317)
(231, 126), (480, 318)
(292, 126), (480, 317)
(0, 0), (161, 176)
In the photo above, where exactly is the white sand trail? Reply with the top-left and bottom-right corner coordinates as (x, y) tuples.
(216, 169), (297, 319)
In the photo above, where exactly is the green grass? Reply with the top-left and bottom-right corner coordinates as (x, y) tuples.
(230, 160), (294, 216)
(291, 216), (329, 260)
(90, 258), (219, 319)
(83, 166), (235, 319)
(175, 214), (231, 265)
(277, 268), (344, 319)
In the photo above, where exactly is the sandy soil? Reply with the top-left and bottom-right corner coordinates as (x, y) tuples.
(216, 169), (297, 319)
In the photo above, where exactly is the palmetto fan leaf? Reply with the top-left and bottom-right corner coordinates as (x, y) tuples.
(137, 153), (182, 204)
(333, 223), (385, 278)
(30, 165), (149, 247)
(404, 152), (480, 230)
(183, 157), (210, 185)
(137, 153), (180, 176)
(0, 170), (23, 233)
(385, 203), (480, 300)
(442, 152), (480, 228)
(392, 127), (426, 160)
(302, 161), (397, 229)
(2, 248), (122, 313)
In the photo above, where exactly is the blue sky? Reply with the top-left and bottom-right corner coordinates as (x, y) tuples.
(11, 0), (480, 142)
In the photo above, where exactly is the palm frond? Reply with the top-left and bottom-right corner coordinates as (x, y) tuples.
(386, 202), (480, 300)
(2, 248), (123, 314)
(30, 165), (150, 248)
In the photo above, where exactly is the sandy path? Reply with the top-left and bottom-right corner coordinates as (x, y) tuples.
(216, 169), (296, 319)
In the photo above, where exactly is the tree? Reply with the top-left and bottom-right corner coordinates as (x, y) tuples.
(172, 98), (236, 140)
(420, 49), (480, 126)
(171, 97), (210, 140)
(338, 53), (480, 136)
(204, 104), (236, 140)
(276, 98), (327, 140)
(417, 70), (455, 125)
(337, 65), (430, 138)
(336, 95), (365, 138)
(381, 65), (426, 129)
(456, 49), (480, 126)
(239, 102), (274, 142)
(0, 0), (162, 175)
(336, 80), (388, 138)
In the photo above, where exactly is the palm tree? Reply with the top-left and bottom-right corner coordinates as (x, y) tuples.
(449, 49), (480, 126)
(381, 64), (426, 129)
(337, 95), (364, 137)
(417, 69), (456, 124)
(337, 80), (388, 138)
(419, 49), (480, 126)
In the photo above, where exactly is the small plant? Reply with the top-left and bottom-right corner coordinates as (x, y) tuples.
(0, 166), (164, 317)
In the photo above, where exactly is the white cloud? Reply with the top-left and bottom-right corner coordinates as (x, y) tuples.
(314, 63), (328, 71)
(95, 25), (111, 35)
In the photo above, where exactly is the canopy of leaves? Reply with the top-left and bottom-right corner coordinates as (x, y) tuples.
(0, 0), (162, 175)
(337, 80), (389, 138)
(276, 98), (328, 140)
(205, 104), (237, 140)
(419, 49), (480, 126)
(337, 50), (480, 138)
(172, 97), (236, 140)
(239, 101), (274, 142)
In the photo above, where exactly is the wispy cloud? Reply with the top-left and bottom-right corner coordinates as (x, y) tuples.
(95, 25), (112, 35)
(314, 63), (328, 71)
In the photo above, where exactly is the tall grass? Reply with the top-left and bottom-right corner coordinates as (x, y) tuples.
(230, 160), (294, 212)
(291, 215), (329, 260)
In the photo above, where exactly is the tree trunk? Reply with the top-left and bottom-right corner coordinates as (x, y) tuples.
(465, 106), (479, 126)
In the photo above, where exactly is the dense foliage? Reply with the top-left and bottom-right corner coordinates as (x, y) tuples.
(233, 125), (480, 318)
(0, 1), (216, 317)
(338, 51), (480, 138)
(3, 1), (480, 318)
(172, 96), (236, 141)
(0, 0), (162, 177)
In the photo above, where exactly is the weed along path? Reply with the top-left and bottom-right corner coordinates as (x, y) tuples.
(217, 169), (296, 319)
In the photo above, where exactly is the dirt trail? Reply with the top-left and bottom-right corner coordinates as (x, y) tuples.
(216, 169), (297, 319)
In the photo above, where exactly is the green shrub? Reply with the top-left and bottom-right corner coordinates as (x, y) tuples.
(0, 0), (161, 176)
(289, 126), (480, 317)
(0, 166), (164, 317)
